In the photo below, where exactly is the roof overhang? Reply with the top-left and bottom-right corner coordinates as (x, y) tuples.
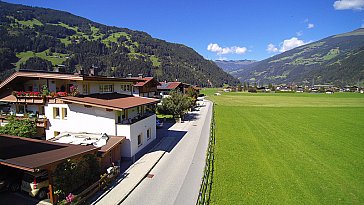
(59, 93), (160, 111)
(0, 135), (99, 172)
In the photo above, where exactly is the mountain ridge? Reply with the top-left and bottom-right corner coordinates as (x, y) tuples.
(233, 28), (364, 86)
(0, 1), (239, 86)
(214, 59), (258, 73)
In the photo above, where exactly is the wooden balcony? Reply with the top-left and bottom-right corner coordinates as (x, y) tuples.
(0, 114), (48, 128)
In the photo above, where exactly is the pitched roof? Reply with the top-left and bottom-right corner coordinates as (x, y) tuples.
(60, 93), (159, 110)
(0, 135), (98, 172)
(157, 82), (182, 90)
(131, 77), (161, 87)
(99, 136), (125, 155)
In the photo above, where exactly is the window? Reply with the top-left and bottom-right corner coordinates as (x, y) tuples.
(54, 131), (60, 137)
(53, 107), (60, 119)
(137, 134), (143, 147)
(147, 128), (151, 140)
(121, 84), (132, 92)
(38, 105), (45, 115)
(82, 84), (89, 95)
(16, 104), (26, 114)
(99, 84), (114, 93)
(61, 108), (68, 119)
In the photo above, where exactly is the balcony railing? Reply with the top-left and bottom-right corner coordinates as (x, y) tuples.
(0, 113), (47, 128)
(117, 112), (155, 125)
(11, 91), (70, 104)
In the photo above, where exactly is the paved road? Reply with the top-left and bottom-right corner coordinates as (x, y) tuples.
(122, 100), (212, 205)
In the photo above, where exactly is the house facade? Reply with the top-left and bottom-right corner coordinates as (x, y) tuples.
(132, 77), (161, 98)
(0, 70), (159, 160)
(157, 81), (191, 98)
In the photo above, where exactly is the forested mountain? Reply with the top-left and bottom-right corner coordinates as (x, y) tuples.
(0, 1), (238, 86)
(234, 29), (364, 86)
(214, 60), (257, 73)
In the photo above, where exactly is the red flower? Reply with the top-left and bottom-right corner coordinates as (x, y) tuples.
(56, 92), (68, 97)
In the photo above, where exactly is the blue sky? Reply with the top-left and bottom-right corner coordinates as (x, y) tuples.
(4, 0), (364, 60)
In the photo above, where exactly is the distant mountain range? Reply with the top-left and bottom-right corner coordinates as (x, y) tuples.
(0, 1), (238, 86)
(214, 60), (257, 73)
(227, 29), (364, 86)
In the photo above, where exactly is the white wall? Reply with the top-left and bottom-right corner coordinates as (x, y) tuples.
(45, 103), (116, 140)
(45, 103), (156, 158)
(117, 114), (156, 158)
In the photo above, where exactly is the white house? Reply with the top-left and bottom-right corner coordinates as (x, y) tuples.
(0, 70), (159, 160)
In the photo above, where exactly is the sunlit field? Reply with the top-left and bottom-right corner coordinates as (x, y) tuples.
(203, 89), (364, 204)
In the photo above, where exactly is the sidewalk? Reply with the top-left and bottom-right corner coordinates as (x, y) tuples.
(91, 150), (165, 205)
(90, 109), (200, 205)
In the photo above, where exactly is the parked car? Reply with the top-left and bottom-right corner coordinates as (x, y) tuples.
(156, 119), (164, 128)
(21, 171), (49, 199)
(0, 165), (23, 192)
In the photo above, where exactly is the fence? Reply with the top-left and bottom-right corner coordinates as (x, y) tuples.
(196, 103), (216, 205)
(59, 166), (120, 205)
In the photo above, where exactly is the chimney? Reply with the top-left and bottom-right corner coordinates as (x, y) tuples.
(138, 73), (143, 78)
(89, 65), (98, 76)
(79, 68), (84, 76)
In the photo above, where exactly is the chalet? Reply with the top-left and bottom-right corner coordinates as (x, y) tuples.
(296, 86), (304, 93)
(130, 76), (161, 98)
(157, 81), (190, 97)
(0, 70), (159, 160)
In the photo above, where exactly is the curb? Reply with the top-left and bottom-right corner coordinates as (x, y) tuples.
(116, 151), (166, 205)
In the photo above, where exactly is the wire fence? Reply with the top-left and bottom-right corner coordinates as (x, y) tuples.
(196, 103), (215, 205)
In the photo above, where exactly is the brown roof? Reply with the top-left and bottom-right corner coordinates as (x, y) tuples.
(132, 77), (161, 87)
(0, 70), (142, 91)
(99, 136), (125, 155)
(157, 82), (182, 90)
(60, 93), (159, 110)
(0, 135), (99, 172)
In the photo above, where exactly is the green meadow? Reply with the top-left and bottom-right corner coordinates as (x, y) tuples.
(202, 89), (364, 204)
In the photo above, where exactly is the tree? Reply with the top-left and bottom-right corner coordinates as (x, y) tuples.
(0, 115), (36, 137)
(243, 82), (247, 91)
(237, 83), (242, 92)
(20, 57), (53, 71)
(160, 90), (193, 119)
(54, 154), (100, 199)
(185, 87), (198, 106)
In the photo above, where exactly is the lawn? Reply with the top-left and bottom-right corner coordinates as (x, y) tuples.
(202, 89), (364, 204)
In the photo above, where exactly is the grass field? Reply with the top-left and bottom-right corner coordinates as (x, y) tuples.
(202, 89), (364, 204)
(16, 50), (70, 68)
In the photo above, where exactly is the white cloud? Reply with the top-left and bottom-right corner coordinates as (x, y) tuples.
(266, 43), (279, 53)
(333, 0), (364, 10)
(296, 31), (303, 36)
(279, 37), (306, 52)
(207, 43), (247, 55)
(307, 23), (315, 29)
(235, 47), (248, 54)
